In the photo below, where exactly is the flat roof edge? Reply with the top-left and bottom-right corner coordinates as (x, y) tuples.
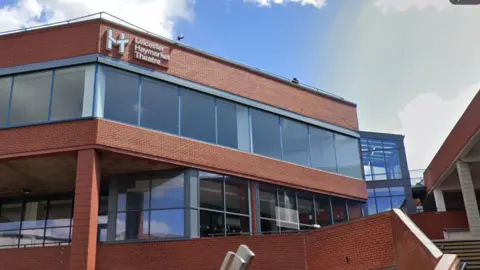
(0, 12), (357, 108)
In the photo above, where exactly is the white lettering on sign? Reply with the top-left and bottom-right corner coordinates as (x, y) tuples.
(133, 37), (170, 66)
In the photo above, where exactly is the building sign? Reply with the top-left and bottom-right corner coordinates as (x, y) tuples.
(133, 37), (170, 67)
(106, 28), (170, 68)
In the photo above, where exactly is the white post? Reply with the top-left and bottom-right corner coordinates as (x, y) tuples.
(433, 189), (446, 212)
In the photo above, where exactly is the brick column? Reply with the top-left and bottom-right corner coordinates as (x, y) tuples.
(456, 160), (480, 239)
(70, 149), (101, 270)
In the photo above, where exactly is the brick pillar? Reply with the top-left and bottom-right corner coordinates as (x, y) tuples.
(250, 181), (257, 233)
(433, 189), (446, 212)
(456, 160), (480, 239)
(70, 149), (100, 270)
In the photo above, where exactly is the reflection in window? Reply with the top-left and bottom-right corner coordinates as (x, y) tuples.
(315, 195), (332, 227)
(217, 99), (250, 151)
(22, 201), (47, 229)
(251, 109), (282, 159)
(366, 186), (407, 215)
(331, 197), (347, 224)
(226, 214), (249, 235)
(334, 134), (362, 179)
(200, 210), (224, 237)
(51, 66), (94, 121)
(361, 138), (404, 181)
(310, 127), (337, 173)
(149, 210), (184, 238)
(367, 198), (377, 215)
(181, 88), (215, 143)
(376, 197), (392, 213)
(103, 67), (139, 125)
(10, 71), (52, 126)
(199, 172), (224, 211)
(281, 118), (309, 166)
(151, 172), (184, 209)
(225, 177), (249, 215)
(0, 77), (11, 127)
(298, 192), (315, 225)
(259, 184), (277, 219)
(140, 78), (179, 134)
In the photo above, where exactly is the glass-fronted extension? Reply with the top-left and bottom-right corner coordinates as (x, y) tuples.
(366, 187), (407, 214)
(0, 64), (362, 179)
(0, 169), (363, 247)
(361, 138), (402, 181)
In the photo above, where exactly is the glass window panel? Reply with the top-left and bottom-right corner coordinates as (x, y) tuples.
(0, 77), (11, 127)
(10, 71), (51, 126)
(297, 192), (315, 225)
(367, 198), (377, 215)
(140, 78), (179, 134)
(385, 149), (402, 179)
(19, 228), (45, 247)
(389, 187), (405, 196)
(151, 172), (184, 209)
(391, 196), (406, 209)
(0, 231), (19, 248)
(226, 214), (249, 236)
(47, 199), (72, 227)
(217, 99), (250, 151)
(281, 118), (309, 166)
(251, 109), (282, 159)
(0, 203), (22, 230)
(259, 184), (277, 219)
(260, 218), (279, 233)
(374, 188), (389, 197)
(362, 152), (372, 181)
(376, 197), (392, 213)
(279, 220), (299, 232)
(314, 195), (332, 227)
(370, 150), (387, 180)
(103, 67), (139, 125)
(117, 179), (150, 212)
(382, 140), (397, 149)
(180, 88), (215, 143)
(225, 177), (249, 215)
(360, 139), (368, 151)
(21, 201), (47, 229)
(51, 66), (91, 121)
(149, 209), (184, 238)
(367, 139), (383, 151)
(200, 210), (224, 237)
(278, 189), (297, 223)
(199, 172), (224, 211)
(309, 127), (337, 173)
(367, 189), (375, 197)
(44, 227), (71, 245)
(334, 134), (362, 179)
(331, 197), (347, 224)
(348, 201), (362, 220)
(115, 211), (149, 241)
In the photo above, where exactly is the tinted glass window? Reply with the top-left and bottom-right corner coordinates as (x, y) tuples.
(385, 149), (402, 179)
(391, 196), (406, 209)
(259, 184), (277, 219)
(334, 134), (362, 178)
(376, 197), (392, 213)
(140, 78), (179, 134)
(10, 71), (51, 126)
(331, 197), (347, 224)
(0, 203), (22, 230)
(260, 218), (279, 233)
(149, 210), (184, 238)
(251, 109), (282, 159)
(371, 150), (387, 180)
(278, 189), (298, 223)
(315, 195), (332, 227)
(225, 177), (249, 214)
(297, 192), (314, 225)
(367, 198), (377, 215)
(117, 179), (150, 212)
(103, 67), (139, 125)
(151, 172), (184, 209)
(22, 201), (47, 229)
(374, 188), (389, 197)
(281, 118), (309, 166)
(200, 210), (224, 237)
(115, 211), (149, 240)
(310, 127), (337, 173)
(226, 214), (249, 235)
(199, 172), (224, 211)
(389, 187), (405, 196)
(0, 77), (11, 127)
(180, 88), (215, 143)
(51, 66), (90, 121)
(47, 199), (72, 227)
(217, 99), (250, 151)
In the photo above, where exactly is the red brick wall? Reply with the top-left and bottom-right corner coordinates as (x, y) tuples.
(305, 213), (395, 270)
(391, 214), (439, 270)
(96, 235), (307, 270)
(408, 211), (469, 240)
(0, 119), (367, 200)
(425, 90), (480, 191)
(0, 246), (70, 270)
(0, 20), (359, 130)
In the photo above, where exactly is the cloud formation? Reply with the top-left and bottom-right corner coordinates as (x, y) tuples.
(373, 0), (453, 14)
(0, 0), (195, 39)
(243, 0), (327, 8)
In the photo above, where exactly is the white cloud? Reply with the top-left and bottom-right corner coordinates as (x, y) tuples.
(243, 0), (326, 8)
(394, 84), (478, 170)
(0, 0), (195, 39)
(373, 0), (453, 14)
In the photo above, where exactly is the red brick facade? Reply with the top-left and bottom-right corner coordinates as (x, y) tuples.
(0, 19), (358, 130)
(409, 211), (469, 240)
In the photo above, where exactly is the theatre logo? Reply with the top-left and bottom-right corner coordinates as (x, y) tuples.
(106, 29), (170, 68)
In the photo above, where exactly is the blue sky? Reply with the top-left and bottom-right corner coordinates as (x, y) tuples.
(1, 0), (480, 170)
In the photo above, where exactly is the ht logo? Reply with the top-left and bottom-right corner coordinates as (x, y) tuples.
(106, 29), (129, 54)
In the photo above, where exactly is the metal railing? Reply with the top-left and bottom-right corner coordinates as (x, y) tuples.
(410, 169), (426, 187)
(0, 12), (348, 103)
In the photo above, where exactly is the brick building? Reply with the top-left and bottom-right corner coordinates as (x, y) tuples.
(0, 13), (461, 270)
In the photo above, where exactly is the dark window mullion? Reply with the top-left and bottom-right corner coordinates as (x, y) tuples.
(42, 197), (50, 246)
(17, 200), (25, 248)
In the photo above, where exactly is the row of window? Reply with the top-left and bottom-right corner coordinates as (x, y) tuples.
(366, 187), (406, 215)
(0, 64), (362, 179)
(98, 66), (362, 179)
(361, 138), (403, 181)
(0, 196), (73, 248)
